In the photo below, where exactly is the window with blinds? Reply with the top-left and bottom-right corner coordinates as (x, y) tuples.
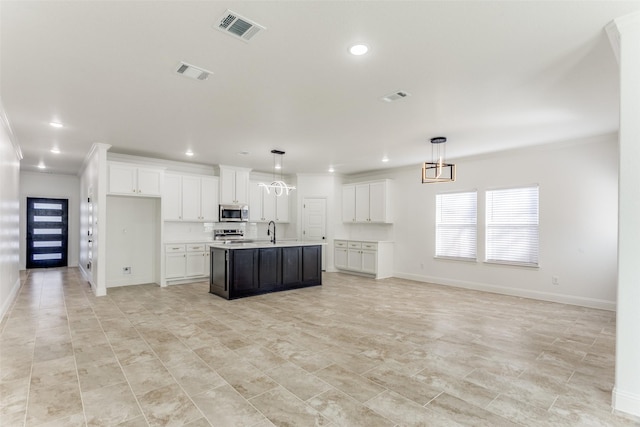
(486, 185), (539, 266)
(435, 191), (477, 260)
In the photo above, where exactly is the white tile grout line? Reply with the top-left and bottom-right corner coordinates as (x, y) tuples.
(64, 269), (90, 427)
(22, 270), (35, 427)
(102, 293), (216, 426)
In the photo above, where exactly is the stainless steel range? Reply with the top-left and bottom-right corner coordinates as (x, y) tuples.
(213, 229), (245, 242)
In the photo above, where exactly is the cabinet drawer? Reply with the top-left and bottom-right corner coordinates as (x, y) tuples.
(165, 244), (186, 253)
(187, 244), (206, 252)
(334, 240), (348, 248)
(362, 243), (377, 251)
(348, 241), (362, 249)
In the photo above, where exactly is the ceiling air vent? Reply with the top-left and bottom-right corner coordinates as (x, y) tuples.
(215, 9), (265, 42)
(176, 62), (212, 81)
(380, 91), (411, 103)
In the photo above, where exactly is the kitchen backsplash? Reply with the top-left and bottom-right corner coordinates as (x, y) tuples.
(164, 221), (295, 242)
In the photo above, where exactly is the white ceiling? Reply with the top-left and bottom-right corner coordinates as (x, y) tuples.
(2, 1), (639, 176)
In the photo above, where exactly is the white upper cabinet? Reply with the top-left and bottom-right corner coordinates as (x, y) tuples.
(342, 184), (356, 223)
(163, 173), (182, 220)
(163, 173), (218, 221)
(181, 175), (202, 221)
(342, 179), (392, 223)
(219, 166), (251, 205)
(108, 162), (163, 197)
(249, 181), (289, 223)
(199, 177), (219, 221)
(355, 184), (370, 222)
(275, 191), (289, 222)
(368, 181), (388, 222)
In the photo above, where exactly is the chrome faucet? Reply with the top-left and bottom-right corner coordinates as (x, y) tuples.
(267, 221), (276, 244)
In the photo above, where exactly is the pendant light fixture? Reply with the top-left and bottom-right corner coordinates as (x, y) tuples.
(422, 136), (456, 183)
(259, 150), (296, 196)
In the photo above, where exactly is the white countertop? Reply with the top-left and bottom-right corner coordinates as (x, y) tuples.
(333, 238), (394, 243)
(164, 239), (215, 244)
(209, 240), (326, 250)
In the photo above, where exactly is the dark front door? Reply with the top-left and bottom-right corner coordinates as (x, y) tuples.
(26, 197), (68, 269)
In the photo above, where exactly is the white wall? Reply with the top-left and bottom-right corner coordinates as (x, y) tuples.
(19, 171), (80, 269)
(338, 135), (619, 310)
(106, 196), (160, 287)
(0, 107), (21, 320)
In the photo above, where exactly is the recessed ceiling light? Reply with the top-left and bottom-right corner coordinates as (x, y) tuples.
(328, 167), (335, 173)
(49, 122), (63, 128)
(185, 150), (194, 157)
(50, 148), (60, 154)
(37, 162), (46, 169)
(382, 157), (389, 163)
(349, 44), (369, 56)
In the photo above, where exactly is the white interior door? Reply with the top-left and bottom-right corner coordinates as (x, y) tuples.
(302, 198), (327, 270)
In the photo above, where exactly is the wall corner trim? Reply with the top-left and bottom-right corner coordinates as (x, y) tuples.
(78, 142), (112, 177)
(606, 10), (640, 64)
(0, 102), (23, 160)
(0, 277), (21, 323)
(612, 387), (640, 418)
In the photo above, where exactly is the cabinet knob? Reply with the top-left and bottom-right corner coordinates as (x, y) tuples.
(132, 189), (136, 193)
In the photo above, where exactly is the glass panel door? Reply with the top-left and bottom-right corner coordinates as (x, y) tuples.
(26, 197), (68, 268)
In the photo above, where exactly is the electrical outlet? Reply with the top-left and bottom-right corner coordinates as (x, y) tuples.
(123, 267), (131, 274)
(552, 276), (559, 286)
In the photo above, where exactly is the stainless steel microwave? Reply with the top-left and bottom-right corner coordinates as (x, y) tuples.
(219, 204), (249, 222)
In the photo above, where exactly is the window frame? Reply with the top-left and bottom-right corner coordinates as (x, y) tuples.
(435, 190), (478, 262)
(484, 184), (540, 268)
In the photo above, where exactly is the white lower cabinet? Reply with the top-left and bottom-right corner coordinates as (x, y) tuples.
(186, 244), (208, 277)
(334, 240), (393, 279)
(165, 243), (210, 282)
(334, 241), (348, 269)
(165, 245), (186, 279)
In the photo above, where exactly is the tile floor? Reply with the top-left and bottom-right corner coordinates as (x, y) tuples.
(1, 268), (639, 426)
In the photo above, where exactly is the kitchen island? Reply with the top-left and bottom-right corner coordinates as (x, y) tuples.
(209, 241), (322, 299)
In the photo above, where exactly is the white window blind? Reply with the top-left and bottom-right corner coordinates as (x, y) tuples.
(436, 191), (477, 260)
(486, 186), (539, 266)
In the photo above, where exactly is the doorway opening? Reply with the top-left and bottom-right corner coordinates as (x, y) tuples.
(26, 197), (68, 269)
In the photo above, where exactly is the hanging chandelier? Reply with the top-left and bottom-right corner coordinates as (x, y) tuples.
(259, 149), (296, 196)
(422, 136), (456, 183)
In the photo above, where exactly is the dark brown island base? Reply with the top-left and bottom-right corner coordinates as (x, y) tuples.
(209, 242), (322, 299)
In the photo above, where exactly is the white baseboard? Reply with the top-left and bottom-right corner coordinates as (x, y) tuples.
(1, 277), (21, 322)
(613, 387), (640, 417)
(393, 272), (616, 311)
(106, 275), (155, 288)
